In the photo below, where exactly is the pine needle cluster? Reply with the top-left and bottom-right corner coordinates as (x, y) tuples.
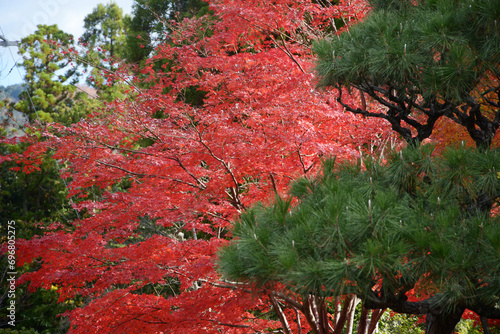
(218, 145), (500, 318)
(314, 0), (500, 148)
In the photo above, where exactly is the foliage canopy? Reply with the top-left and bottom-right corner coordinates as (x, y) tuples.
(314, 0), (500, 148)
(5, 0), (500, 333)
(219, 145), (500, 333)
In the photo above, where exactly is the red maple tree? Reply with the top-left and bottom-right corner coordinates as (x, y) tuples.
(6, 0), (396, 332)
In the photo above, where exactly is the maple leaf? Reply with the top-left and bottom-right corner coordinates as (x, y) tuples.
(5, 0), (394, 332)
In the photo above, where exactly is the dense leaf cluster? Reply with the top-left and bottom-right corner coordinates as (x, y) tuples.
(219, 145), (500, 327)
(3, 0), (500, 332)
(2, 0), (386, 332)
(315, 0), (500, 147)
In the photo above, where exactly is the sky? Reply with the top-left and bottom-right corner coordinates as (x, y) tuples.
(0, 0), (134, 87)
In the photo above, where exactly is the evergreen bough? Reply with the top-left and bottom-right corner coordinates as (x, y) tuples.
(314, 0), (500, 148)
(218, 145), (500, 333)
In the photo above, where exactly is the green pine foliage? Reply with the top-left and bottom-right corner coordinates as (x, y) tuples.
(11, 25), (80, 123)
(81, 2), (129, 59)
(218, 144), (500, 321)
(313, 0), (500, 148)
(315, 0), (499, 101)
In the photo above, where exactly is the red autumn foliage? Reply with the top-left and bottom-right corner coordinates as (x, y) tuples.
(5, 0), (400, 332)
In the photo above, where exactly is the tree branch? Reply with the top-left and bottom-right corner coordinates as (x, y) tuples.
(269, 293), (292, 334)
(270, 35), (306, 74)
(467, 303), (500, 320)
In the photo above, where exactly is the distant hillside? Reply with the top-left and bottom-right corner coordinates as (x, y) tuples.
(0, 83), (96, 137)
(0, 83), (27, 137)
(0, 83), (24, 101)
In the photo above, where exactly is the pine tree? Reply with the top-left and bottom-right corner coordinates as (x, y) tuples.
(9, 24), (80, 124)
(81, 1), (128, 59)
(218, 144), (500, 334)
(314, 0), (500, 149)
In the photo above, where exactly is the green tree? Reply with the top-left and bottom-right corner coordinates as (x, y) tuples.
(7, 25), (80, 124)
(79, 1), (129, 92)
(0, 25), (105, 223)
(314, 0), (500, 149)
(218, 145), (500, 334)
(0, 126), (77, 332)
(1, 25), (108, 124)
(81, 1), (128, 59)
(0, 140), (70, 224)
(124, 0), (209, 64)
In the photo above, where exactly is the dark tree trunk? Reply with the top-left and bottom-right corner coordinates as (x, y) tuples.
(480, 316), (493, 334)
(425, 308), (464, 334)
(356, 306), (369, 334)
(367, 309), (385, 334)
